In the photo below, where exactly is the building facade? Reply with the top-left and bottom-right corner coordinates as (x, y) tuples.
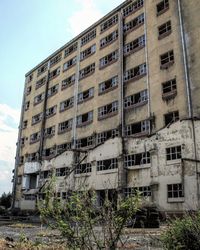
(12, 0), (200, 212)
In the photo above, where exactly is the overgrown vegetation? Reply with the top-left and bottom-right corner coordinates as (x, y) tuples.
(162, 212), (200, 250)
(38, 177), (141, 250)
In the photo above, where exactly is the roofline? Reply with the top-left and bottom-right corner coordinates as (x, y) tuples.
(25, 0), (131, 77)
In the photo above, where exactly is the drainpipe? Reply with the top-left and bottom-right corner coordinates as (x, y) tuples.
(144, 0), (151, 135)
(39, 61), (51, 160)
(11, 79), (27, 210)
(177, 0), (199, 208)
(177, 0), (193, 118)
(72, 40), (81, 149)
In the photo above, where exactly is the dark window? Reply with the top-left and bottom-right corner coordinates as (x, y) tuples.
(100, 14), (118, 32)
(162, 79), (177, 94)
(32, 113), (43, 125)
(97, 158), (118, 171)
(167, 183), (184, 198)
(124, 89), (148, 109)
(124, 63), (146, 82)
(58, 119), (73, 133)
(30, 132), (40, 144)
(78, 88), (94, 103)
(125, 120), (150, 136)
(75, 163), (92, 174)
(50, 53), (62, 67)
(60, 97), (74, 112)
(37, 63), (48, 76)
(164, 111), (179, 126)
(123, 0), (144, 17)
(64, 42), (78, 57)
(56, 167), (70, 177)
(57, 142), (72, 153)
(98, 101), (118, 120)
(124, 13), (144, 33)
(157, 0), (169, 15)
(80, 44), (96, 60)
(34, 93), (45, 105)
(99, 76), (118, 95)
(44, 126), (55, 138)
(61, 74), (75, 90)
(97, 129), (119, 144)
(43, 146), (56, 158)
(124, 35), (145, 55)
(166, 146), (182, 161)
(81, 29), (96, 46)
(99, 50), (118, 69)
(46, 106), (57, 118)
(160, 50), (174, 69)
(76, 136), (94, 148)
(36, 76), (46, 89)
(47, 84), (59, 97)
(125, 152), (150, 167)
(79, 63), (95, 79)
(49, 67), (60, 80)
(158, 21), (171, 38)
(63, 57), (76, 71)
(26, 86), (32, 95)
(100, 30), (118, 49)
(77, 111), (93, 126)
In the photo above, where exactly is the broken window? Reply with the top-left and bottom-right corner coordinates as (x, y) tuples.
(124, 89), (148, 109)
(162, 78), (177, 99)
(98, 101), (118, 120)
(60, 97), (74, 112)
(124, 63), (146, 82)
(20, 138), (25, 147)
(37, 63), (48, 76)
(123, 0), (144, 17)
(125, 120), (150, 136)
(124, 35), (145, 55)
(80, 44), (96, 60)
(34, 92), (45, 105)
(160, 50), (174, 69)
(124, 152), (150, 167)
(30, 131), (41, 144)
(100, 14), (118, 33)
(40, 170), (50, 179)
(99, 76), (118, 95)
(24, 101), (30, 111)
(166, 146), (182, 161)
(77, 111), (93, 126)
(75, 163), (92, 174)
(49, 67), (60, 80)
(19, 156), (24, 165)
(97, 158), (118, 171)
(164, 111), (179, 126)
(100, 30), (118, 49)
(63, 56), (77, 71)
(46, 105), (57, 118)
(32, 112), (43, 125)
(61, 74), (75, 90)
(58, 119), (73, 133)
(97, 128), (119, 144)
(157, 0), (169, 15)
(57, 142), (72, 153)
(27, 74), (33, 83)
(17, 175), (22, 185)
(36, 76), (46, 89)
(124, 13), (144, 33)
(56, 167), (70, 177)
(26, 86), (32, 95)
(79, 63), (95, 79)
(44, 125), (55, 138)
(158, 20), (171, 39)
(99, 50), (118, 69)
(167, 183), (184, 198)
(47, 84), (59, 98)
(27, 152), (38, 162)
(22, 120), (28, 129)
(50, 53), (62, 67)
(76, 136), (94, 148)
(43, 146), (56, 158)
(24, 194), (36, 200)
(64, 42), (78, 57)
(125, 186), (151, 197)
(81, 29), (96, 46)
(78, 88), (94, 103)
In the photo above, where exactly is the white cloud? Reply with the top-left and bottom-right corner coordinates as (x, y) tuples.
(0, 104), (20, 195)
(67, 0), (103, 36)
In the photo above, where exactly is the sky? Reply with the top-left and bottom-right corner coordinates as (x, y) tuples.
(0, 0), (124, 196)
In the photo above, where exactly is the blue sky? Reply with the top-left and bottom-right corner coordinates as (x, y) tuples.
(0, 0), (124, 195)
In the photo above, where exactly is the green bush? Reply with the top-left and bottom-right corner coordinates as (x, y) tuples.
(162, 212), (200, 250)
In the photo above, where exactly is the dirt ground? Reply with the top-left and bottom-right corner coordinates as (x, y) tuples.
(0, 222), (164, 249)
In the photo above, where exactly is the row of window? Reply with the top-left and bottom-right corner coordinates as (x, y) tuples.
(27, 0), (171, 82)
(23, 182), (183, 201)
(20, 144), (182, 167)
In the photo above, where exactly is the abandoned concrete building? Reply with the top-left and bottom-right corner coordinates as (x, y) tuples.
(12, 0), (200, 213)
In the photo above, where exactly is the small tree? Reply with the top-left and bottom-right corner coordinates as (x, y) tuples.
(38, 177), (141, 250)
(0, 192), (12, 209)
(161, 212), (200, 250)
